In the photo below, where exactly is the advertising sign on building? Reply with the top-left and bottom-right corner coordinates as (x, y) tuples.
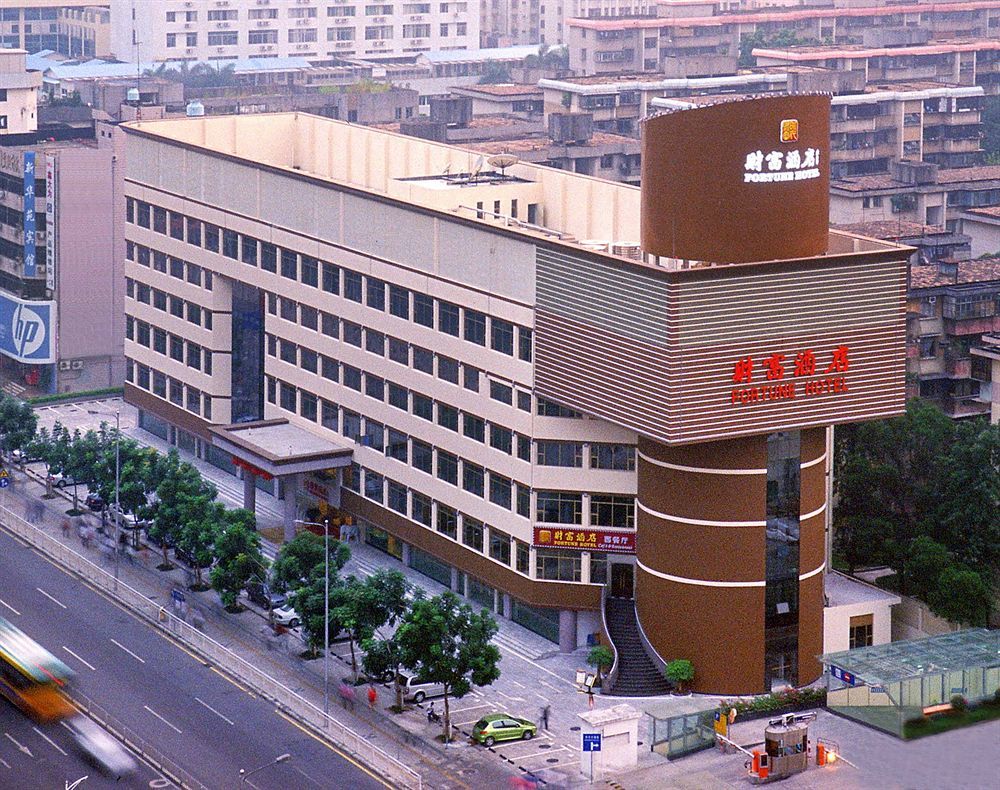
(533, 527), (636, 554)
(0, 294), (55, 363)
(44, 155), (56, 292)
(22, 152), (36, 278)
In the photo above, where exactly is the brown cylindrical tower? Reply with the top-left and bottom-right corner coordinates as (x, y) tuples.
(635, 427), (827, 695)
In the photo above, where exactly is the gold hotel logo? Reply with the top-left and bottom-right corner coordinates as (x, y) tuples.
(780, 119), (799, 143)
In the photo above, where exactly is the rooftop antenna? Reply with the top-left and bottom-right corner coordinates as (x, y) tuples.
(132, 0), (141, 120)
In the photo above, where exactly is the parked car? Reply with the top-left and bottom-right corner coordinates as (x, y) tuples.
(271, 605), (300, 628)
(398, 673), (446, 704)
(472, 714), (537, 747)
(85, 492), (105, 512)
(66, 715), (137, 779)
(246, 581), (286, 610)
(10, 448), (41, 464)
(47, 471), (76, 488)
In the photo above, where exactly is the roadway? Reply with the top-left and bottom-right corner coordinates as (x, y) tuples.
(0, 527), (388, 790)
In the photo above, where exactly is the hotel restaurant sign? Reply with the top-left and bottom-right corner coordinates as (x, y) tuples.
(533, 527), (636, 554)
(730, 344), (851, 406)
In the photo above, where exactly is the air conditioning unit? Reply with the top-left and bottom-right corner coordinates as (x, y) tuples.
(71, 360), (83, 370)
(410, 15), (421, 20)
(256, 20), (270, 27)
(928, 295), (937, 303)
(374, 16), (387, 23)
(297, 18), (308, 25)
(335, 17), (349, 23)
(58, 360), (71, 371)
(411, 39), (422, 45)
(261, 44), (274, 50)
(184, 23), (193, 29)
(216, 46), (226, 52)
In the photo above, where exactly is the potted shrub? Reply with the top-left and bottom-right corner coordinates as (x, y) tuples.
(665, 659), (695, 694)
(587, 645), (615, 688)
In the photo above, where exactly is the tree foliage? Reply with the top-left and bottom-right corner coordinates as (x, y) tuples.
(0, 394), (37, 455)
(272, 530), (350, 592)
(334, 570), (409, 681)
(292, 566), (344, 656)
(738, 28), (812, 69)
(211, 512), (264, 610)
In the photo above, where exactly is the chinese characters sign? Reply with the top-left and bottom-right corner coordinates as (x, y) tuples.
(744, 147), (820, 184)
(45, 155), (56, 292)
(533, 527), (635, 554)
(22, 152), (36, 278)
(731, 345), (850, 406)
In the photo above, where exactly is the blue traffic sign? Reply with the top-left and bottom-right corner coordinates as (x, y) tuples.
(0, 477), (9, 489)
(582, 733), (602, 752)
(829, 664), (858, 686)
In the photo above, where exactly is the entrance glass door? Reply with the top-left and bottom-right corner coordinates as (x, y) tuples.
(610, 562), (634, 598)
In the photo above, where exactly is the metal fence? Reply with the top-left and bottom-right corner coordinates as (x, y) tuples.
(0, 504), (422, 790)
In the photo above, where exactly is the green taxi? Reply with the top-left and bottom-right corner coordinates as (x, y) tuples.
(472, 714), (537, 746)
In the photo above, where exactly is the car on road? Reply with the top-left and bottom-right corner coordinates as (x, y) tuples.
(47, 471), (76, 488)
(85, 492), (104, 511)
(397, 673), (446, 704)
(67, 715), (137, 779)
(271, 604), (300, 628)
(472, 714), (537, 747)
(246, 581), (286, 610)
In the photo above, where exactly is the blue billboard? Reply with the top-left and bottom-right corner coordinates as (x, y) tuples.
(22, 151), (37, 278)
(0, 295), (54, 363)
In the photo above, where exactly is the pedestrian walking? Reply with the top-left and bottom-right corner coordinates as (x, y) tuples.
(339, 682), (355, 711)
(367, 685), (378, 711)
(541, 704), (550, 731)
(587, 691), (595, 711)
(61, 518), (71, 538)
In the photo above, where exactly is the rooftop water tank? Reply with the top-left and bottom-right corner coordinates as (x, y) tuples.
(186, 100), (205, 117)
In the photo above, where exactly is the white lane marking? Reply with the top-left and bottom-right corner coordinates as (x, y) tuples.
(32, 727), (67, 756)
(62, 646), (96, 671)
(111, 639), (146, 664)
(497, 690), (525, 702)
(195, 697), (234, 726)
(510, 680), (526, 689)
(36, 587), (67, 609)
(4, 733), (33, 757)
(0, 756), (8, 769)
(0, 599), (20, 616)
(144, 705), (182, 735)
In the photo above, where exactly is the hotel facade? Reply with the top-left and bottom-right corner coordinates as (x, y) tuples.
(121, 96), (908, 694)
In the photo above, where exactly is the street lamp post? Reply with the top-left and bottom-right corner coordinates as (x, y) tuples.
(239, 752), (290, 785)
(295, 518), (332, 719)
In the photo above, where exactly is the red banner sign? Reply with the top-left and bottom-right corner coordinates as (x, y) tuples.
(303, 478), (329, 502)
(730, 345), (850, 407)
(533, 527), (636, 554)
(232, 456), (273, 481)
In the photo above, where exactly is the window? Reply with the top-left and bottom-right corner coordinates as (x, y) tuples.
(266, 377), (275, 405)
(489, 380), (512, 404)
(412, 393), (433, 421)
(365, 419), (385, 451)
(536, 491), (582, 524)
(537, 441), (583, 467)
(137, 202), (150, 228)
(169, 212), (184, 240)
(437, 505), (458, 540)
(517, 391), (532, 412)
(301, 391), (318, 422)
(169, 257), (184, 279)
(463, 462), (484, 496)
(249, 29), (278, 44)
(438, 301), (460, 335)
(463, 414), (485, 442)
(387, 480), (408, 514)
(414, 293), (434, 327)
(388, 383), (408, 410)
(343, 365), (362, 391)
(300, 305), (318, 330)
(344, 270), (363, 302)
(204, 224), (220, 252)
(516, 484), (530, 518)
(280, 382), (296, 412)
(223, 229), (239, 259)
(412, 493), (432, 526)
(366, 277), (385, 310)
(489, 531), (511, 565)
(491, 319), (514, 355)
(153, 206), (167, 234)
(437, 356), (459, 384)
(366, 330), (385, 356)
(516, 540), (529, 574)
(280, 298), (297, 323)
(389, 337), (408, 364)
(346, 463), (360, 492)
(301, 256), (318, 287)
(536, 549), (582, 582)
(463, 366), (479, 392)
(518, 328), (533, 362)
(280, 249), (297, 280)
(322, 313), (339, 338)
(322, 400), (338, 431)
(342, 410), (362, 441)
(517, 434), (531, 461)
(412, 346), (433, 374)
(412, 440), (433, 473)
(322, 262), (340, 294)
(187, 264), (202, 286)
(321, 356), (338, 381)
(489, 425), (512, 453)
(536, 397), (582, 418)
(489, 474), (512, 509)
(590, 444), (635, 471)
(261, 242), (277, 272)
(301, 348), (318, 373)
(186, 218), (202, 246)
(464, 310), (486, 344)
(437, 404), (459, 431)
(849, 615), (873, 649)
(386, 429), (408, 462)
(288, 28), (317, 43)
(365, 374), (384, 400)
(343, 321), (362, 347)
(208, 31), (238, 46)
(590, 495), (635, 528)
(463, 516), (484, 551)
(169, 335), (183, 361)
(389, 285), (409, 318)
(364, 470), (384, 502)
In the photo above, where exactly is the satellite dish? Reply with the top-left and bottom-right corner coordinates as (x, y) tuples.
(488, 153), (519, 177)
(470, 154), (486, 179)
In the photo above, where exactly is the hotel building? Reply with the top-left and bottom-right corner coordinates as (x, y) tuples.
(121, 95), (908, 694)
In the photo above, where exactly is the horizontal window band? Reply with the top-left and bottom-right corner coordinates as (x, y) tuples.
(637, 560), (826, 588)
(638, 499), (827, 527)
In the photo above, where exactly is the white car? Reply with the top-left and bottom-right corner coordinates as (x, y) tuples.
(66, 715), (137, 779)
(48, 471), (76, 488)
(272, 605), (300, 628)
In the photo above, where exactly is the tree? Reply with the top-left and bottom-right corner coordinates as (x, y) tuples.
(738, 28), (810, 69)
(899, 536), (951, 601)
(587, 645), (615, 688)
(665, 659), (695, 694)
(211, 511), (264, 611)
(395, 592), (501, 741)
(479, 61), (512, 84)
(0, 394), (37, 457)
(292, 566), (343, 657)
(272, 530), (350, 593)
(147, 452), (213, 569)
(927, 566), (992, 627)
(333, 570), (409, 682)
(177, 500), (224, 588)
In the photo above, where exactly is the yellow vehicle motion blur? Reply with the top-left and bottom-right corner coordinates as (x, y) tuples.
(0, 616), (76, 722)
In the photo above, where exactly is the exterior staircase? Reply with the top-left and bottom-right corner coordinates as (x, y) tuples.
(605, 597), (673, 696)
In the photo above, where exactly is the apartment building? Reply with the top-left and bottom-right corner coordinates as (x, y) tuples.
(565, 0), (1000, 77)
(0, 1), (109, 56)
(0, 50), (120, 397)
(120, 96), (909, 693)
(109, 0), (479, 64)
(58, 4), (112, 59)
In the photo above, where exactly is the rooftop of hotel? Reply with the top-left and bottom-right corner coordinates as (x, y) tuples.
(123, 111), (906, 269)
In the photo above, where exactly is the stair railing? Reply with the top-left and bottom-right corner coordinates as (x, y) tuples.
(599, 585), (621, 694)
(634, 600), (670, 684)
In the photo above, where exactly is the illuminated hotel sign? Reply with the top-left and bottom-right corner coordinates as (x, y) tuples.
(730, 345), (850, 406)
(534, 527), (636, 554)
(744, 147), (821, 184)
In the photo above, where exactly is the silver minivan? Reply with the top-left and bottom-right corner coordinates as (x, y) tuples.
(398, 673), (446, 703)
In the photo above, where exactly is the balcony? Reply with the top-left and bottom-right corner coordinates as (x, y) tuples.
(833, 117), (877, 134)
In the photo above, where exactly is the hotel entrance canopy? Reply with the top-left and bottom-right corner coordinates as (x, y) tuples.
(208, 419), (353, 479)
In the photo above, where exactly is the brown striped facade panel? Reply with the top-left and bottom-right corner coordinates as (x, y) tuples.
(342, 491), (602, 612)
(125, 383), (214, 441)
(636, 568), (766, 695)
(638, 518), (766, 583)
(798, 572), (825, 686)
(639, 434), (767, 469)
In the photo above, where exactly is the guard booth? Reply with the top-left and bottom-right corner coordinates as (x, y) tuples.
(748, 713), (814, 784)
